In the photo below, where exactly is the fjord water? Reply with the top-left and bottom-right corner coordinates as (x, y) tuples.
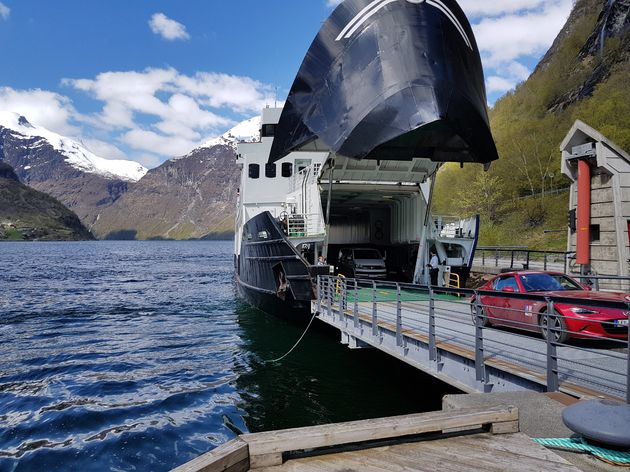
(0, 241), (454, 471)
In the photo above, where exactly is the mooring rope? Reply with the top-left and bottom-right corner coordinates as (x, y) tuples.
(265, 311), (318, 364)
(533, 438), (630, 467)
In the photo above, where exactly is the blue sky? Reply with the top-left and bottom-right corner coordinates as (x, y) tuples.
(0, 0), (573, 168)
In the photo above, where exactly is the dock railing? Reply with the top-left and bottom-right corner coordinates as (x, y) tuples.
(317, 276), (630, 404)
(474, 247), (571, 273)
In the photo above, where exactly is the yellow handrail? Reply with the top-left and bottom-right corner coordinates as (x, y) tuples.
(446, 273), (461, 289)
(335, 274), (346, 294)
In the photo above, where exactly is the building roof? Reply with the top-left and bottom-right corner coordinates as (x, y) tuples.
(560, 120), (630, 164)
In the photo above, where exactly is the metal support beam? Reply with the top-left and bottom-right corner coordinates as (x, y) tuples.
(353, 280), (359, 329)
(396, 284), (403, 347)
(372, 281), (378, 337)
(429, 287), (437, 361)
(317, 276), (322, 314)
(627, 302), (630, 404)
(474, 295), (485, 383)
(546, 299), (559, 393)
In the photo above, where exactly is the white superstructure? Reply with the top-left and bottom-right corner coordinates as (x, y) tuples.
(234, 108), (329, 261)
(235, 107), (479, 287)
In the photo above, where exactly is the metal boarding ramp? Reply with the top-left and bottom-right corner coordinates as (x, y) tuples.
(315, 276), (630, 403)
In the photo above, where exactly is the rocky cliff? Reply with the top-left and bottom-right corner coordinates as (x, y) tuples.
(92, 145), (240, 240)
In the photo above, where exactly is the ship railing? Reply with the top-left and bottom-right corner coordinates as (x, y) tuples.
(316, 275), (630, 403)
(433, 215), (476, 239)
(288, 163), (322, 193)
(286, 213), (325, 238)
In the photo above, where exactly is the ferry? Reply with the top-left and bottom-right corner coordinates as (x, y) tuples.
(234, 0), (498, 316)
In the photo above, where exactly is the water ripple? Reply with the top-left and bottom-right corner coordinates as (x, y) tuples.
(0, 241), (245, 472)
(0, 240), (450, 472)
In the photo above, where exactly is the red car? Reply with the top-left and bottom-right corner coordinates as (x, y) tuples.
(471, 271), (629, 343)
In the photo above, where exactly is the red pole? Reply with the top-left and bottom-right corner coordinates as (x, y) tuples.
(576, 160), (591, 266)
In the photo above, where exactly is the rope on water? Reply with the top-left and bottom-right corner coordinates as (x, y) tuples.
(533, 438), (630, 467)
(265, 311), (318, 364)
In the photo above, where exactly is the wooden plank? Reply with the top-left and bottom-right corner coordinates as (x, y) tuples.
(249, 453), (282, 469)
(491, 420), (519, 434)
(171, 438), (249, 472)
(241, 406), (518, 456)
(257, 433), (581, 472)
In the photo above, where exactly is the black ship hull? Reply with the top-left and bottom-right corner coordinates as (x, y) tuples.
(235, 211), (326, 319)
(269, 0), (498, 165)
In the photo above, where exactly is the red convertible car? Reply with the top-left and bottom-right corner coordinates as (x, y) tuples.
(471, 271), (629, 343)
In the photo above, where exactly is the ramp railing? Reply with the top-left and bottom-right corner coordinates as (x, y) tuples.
(474, 247), (571, 273)
(316, 276), (630, 403)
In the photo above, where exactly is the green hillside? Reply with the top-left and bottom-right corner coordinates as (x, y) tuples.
(433, 0), (630, 250)
(0, 162), (94, 241)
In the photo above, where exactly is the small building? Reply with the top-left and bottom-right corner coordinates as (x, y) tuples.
(560, 120), (630, 286)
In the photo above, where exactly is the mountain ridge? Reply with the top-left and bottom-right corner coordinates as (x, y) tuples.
(0, 113), (260, 240)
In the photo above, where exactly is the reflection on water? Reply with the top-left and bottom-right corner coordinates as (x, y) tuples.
(0, 241), (456, 471)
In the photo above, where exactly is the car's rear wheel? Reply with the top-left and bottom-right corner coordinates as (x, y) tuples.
(471, 303), (491, 327)
(540, 311), (569, 344)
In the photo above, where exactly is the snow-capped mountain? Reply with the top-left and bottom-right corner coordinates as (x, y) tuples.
(0, 111), (147, 182)
(198, 116), (261, 150)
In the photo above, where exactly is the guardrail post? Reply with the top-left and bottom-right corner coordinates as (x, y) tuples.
(340, 279), (347, 324)
(510, 251), (515, 269)
(526, 252), (531, 270)
(482, 250), (486, 266)
(429, 287), (437, 361)
(317, 275), (322, 314)
(474, 293), (486, 383)
(328, 277), (334, 319)
(372, 281), (378, 336)
(546, 298), (559, 393)
(563, 254), (568, 274)
(396, 283), (403, 347)
(495, 250), (499, 268)
(627, 303), (630, 404)
(544, 253), (548, 271)
(353, 279), (359, 329)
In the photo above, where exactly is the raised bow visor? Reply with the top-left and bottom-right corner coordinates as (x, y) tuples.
(269, 0), (498, 165)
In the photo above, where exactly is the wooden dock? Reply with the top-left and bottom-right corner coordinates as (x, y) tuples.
(171, 405), (582, 472)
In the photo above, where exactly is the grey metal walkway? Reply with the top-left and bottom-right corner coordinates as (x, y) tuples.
(315, 277), (630, 402)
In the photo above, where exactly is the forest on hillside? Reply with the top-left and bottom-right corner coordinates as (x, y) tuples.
(433, 0), (630, 250)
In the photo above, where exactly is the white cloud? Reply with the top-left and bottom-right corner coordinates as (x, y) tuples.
(472, 1), (572, 67)
(82, 139), (128, 160)
(0, 87), (80, 135)
(60, 67), (276, 161)
(121, 129), (201, 157)
(134, 153), (164, 169)
(149, 13), (190, 41)
(1, 66), (275, 167)
(486, 76), (517, 95)
(458, 0), (548, 17)
(0, 2), (9, 20)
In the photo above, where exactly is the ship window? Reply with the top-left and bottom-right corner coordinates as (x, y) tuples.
(265, 163), (277, 178)
(262, 124), (276, 137)
(248, 164), (260, 179)
(258, 231), (269, 240)
(282, 162), (293, 178)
